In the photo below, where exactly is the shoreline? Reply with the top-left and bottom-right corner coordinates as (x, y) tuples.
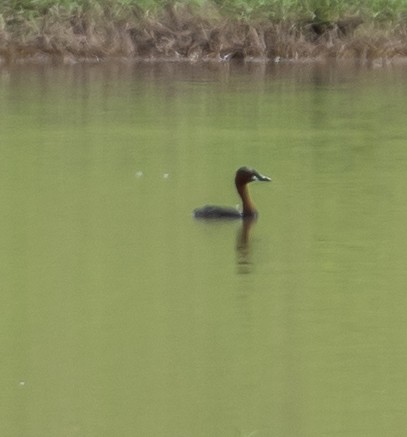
(4, 53), (407, 68)
(2, 3), (407, 66)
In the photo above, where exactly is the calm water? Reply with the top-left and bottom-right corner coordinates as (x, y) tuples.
(1, 61), (407, 437)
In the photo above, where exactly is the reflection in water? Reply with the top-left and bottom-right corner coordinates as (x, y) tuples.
(236, 218), (256, 274)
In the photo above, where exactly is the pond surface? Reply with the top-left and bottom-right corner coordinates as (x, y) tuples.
(1, 60), (407, 437)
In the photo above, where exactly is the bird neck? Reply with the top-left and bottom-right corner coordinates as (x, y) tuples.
(237, 184), (257, 217)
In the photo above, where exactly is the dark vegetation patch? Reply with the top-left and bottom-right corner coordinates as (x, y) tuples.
(1, 0), (407, 64)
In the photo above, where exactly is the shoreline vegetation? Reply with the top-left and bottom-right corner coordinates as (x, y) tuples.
(2, 0), (407, 64)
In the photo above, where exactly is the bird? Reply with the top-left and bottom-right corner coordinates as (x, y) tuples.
(193, 166), (271, 219)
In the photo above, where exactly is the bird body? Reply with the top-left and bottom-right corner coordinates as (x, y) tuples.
(193, 167), (271, 219)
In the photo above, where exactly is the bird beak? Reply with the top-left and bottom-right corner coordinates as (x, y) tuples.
(253, 172), (271, 182)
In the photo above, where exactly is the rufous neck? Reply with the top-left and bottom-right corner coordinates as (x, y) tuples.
(237, 183), (257, 217)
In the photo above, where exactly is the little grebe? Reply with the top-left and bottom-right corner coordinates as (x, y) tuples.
(193, 166), (271, 219)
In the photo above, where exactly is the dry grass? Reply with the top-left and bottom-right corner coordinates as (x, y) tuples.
(1, 2), (407, 63)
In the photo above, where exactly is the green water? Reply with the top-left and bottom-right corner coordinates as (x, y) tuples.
(1, 62), (407, 437)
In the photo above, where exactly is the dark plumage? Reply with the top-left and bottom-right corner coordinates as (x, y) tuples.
(193, 166), (271, 219)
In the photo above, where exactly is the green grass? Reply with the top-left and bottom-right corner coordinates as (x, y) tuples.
(3, 0), (407, 21)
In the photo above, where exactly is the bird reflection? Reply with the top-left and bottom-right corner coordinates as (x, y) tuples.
(236, 217), (256, 274)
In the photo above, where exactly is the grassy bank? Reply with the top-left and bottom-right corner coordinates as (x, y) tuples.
(1, 0), (407, 63)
